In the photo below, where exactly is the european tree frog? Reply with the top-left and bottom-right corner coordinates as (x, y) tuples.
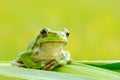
(12, 28), (72, 70)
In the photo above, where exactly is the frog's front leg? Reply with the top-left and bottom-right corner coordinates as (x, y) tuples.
(43, 51), (72, 70)
(19, 50), (43, 69)
(42, 60), (57, 70)
(57, 51), (73, 65)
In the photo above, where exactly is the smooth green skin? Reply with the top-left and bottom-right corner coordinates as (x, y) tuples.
(12, 28), (71, 70)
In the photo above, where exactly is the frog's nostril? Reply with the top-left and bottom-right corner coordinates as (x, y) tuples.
(62, 34), (65, 37)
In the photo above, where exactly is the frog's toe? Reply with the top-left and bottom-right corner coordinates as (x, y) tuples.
(44, 65), (56, 70)
(42, 60), (57, 70)
(67, 59), (74, 64)
(12, 61), (26, 68)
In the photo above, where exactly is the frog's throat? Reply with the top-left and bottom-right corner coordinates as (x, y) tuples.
(33, 42), (66, 60)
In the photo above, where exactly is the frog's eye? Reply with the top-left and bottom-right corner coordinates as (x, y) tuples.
(63, 28), (70, 37)
(65, 31), (70, 37)
(40, 28), (47, 34)
(40, 28), (48, 37)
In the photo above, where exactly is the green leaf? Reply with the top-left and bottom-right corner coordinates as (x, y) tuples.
(74, 60), (120, 70)
(53, 62), (120, 80)
(1, 61), (120, 80)
(0, 63), (97, 80)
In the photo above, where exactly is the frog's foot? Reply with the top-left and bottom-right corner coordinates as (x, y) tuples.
(42, 60), (58, 70)
(41, 59), (73, 70)
(67, 59), (74, 64)
(12, 60), (26, 68)
(56, 59), (73, 66)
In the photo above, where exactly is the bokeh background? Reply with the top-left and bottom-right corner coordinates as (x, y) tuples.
(0, 0), (120, 61)
(0, 0), (120, 79)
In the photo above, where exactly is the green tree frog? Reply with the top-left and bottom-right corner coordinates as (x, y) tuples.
(12, 28), (72, 70)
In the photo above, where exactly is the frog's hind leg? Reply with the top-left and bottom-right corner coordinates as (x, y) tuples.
(11, 60), (26, 68)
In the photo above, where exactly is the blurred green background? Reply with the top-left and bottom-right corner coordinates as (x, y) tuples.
(0, 0), (120, 62)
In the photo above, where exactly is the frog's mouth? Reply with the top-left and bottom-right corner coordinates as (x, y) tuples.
(40, 40), (67, 48)
(42, 40), (67, 43)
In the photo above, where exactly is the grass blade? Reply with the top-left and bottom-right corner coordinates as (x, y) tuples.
(0, 63), (97, 80)
(74, 60), (120, 70)
(53, 62), (120, 80)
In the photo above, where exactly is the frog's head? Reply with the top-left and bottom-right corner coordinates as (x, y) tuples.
(33, 28), (70, 59)
(37, 28), (69, 45)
